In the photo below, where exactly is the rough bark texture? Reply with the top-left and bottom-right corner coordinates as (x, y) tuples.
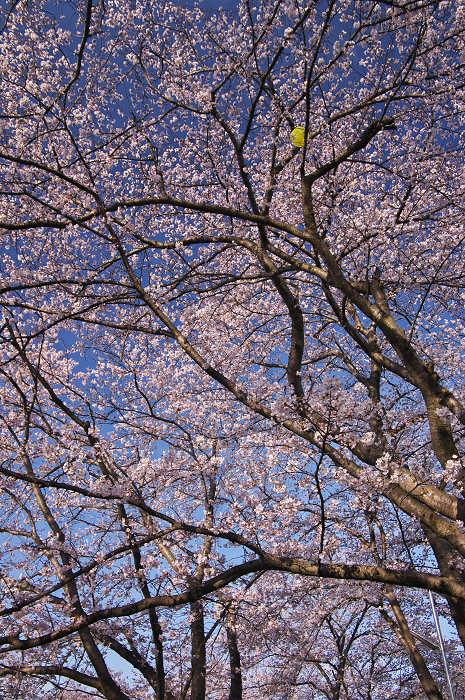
(190, 600), (206, 700)
(226, 622), (242, 700)
(383, 586), (444, 700)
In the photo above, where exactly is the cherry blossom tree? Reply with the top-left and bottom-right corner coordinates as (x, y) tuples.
(0, 0), (465, 697)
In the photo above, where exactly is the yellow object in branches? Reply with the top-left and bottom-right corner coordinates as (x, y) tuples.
(291, 127), (307, 147)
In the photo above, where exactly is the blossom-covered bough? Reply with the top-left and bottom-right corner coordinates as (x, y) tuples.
(0, 0), (464, 698)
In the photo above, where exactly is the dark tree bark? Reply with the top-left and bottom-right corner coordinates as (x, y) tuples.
(226, 620), (242, 700)
(190, 600), (206, 700)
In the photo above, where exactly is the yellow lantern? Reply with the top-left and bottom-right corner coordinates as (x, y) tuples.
(291, 127), (307, 147)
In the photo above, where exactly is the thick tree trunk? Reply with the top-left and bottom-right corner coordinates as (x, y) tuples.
(384, 586), (445, 700)
(226, 622), (242, 700)
(190, 600), (206, 700)
(424, 527), (465, 648)
(331, 663), (345, 700)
